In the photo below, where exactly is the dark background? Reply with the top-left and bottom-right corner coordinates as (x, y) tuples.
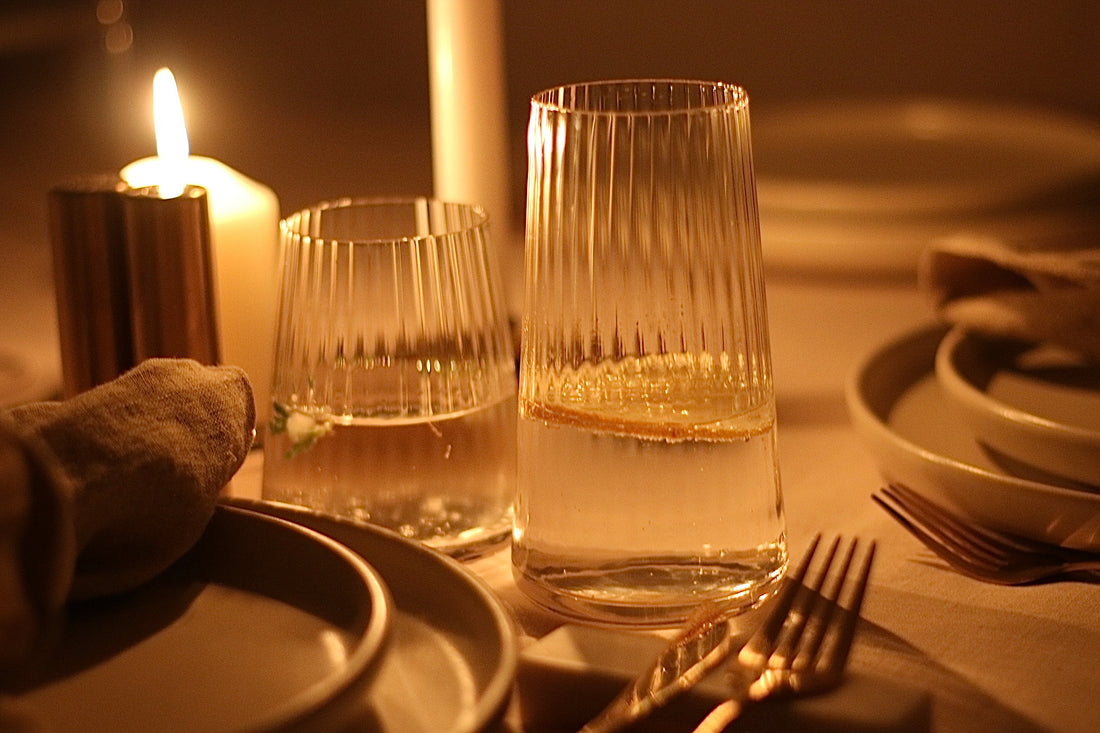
(3, 1), (1097, 224)
(1, 1), (1097, 380)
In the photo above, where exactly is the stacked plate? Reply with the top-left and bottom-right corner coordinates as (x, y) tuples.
(936, 327), (1100, 488)
(846, 325), (1100, 551)
(753, 98), (1100, 277)
(8, 501), (518, 733)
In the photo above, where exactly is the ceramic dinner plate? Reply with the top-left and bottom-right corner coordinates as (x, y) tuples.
(224, 497), (518, 733)
(845, 324), (1100, 550)
(935, 327), (1100, 487)
(752, 98), (1100, 275)
(7, 505), (391, 733)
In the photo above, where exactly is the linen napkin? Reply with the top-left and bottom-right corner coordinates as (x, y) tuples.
(0, 419), (74, 675)
(0, 358), (254, 676)
(918, 216), (1100, 362)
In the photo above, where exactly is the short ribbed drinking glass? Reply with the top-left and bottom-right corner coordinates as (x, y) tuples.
(262, 198), (516, 556)
(514, 80), (788, 625)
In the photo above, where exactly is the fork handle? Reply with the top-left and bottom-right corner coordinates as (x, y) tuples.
(692, 699), (745, 733)
(690, 695), (752, 730)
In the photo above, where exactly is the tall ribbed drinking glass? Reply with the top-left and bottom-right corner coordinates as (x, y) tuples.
(514, 80), (787, 626)
(262, 198), (516, 556)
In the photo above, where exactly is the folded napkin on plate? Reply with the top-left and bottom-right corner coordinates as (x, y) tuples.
(0, 359), (254, 676)
(918, 221), (1100, 362)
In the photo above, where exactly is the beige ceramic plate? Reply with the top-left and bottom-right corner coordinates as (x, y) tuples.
(8, 505), (391, 732)
(224, 497), (518, 733)
(753, 99), (1100, 275)
(846, 324), (1100, 550)
(755, 98), (1100, 217)
(935, 327), (1100, 488)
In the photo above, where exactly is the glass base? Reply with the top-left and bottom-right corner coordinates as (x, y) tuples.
(420, 512), (513, 559)
(262, 486), (512, 558)
(512, 554), (787, 628)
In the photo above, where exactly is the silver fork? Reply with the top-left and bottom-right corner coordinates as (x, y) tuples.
(692, 535), (876, 733)
(873, 483), (1100, 585)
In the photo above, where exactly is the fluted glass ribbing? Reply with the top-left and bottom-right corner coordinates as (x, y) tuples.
(522, 82), (771, 432)
(515, 80), (786, 627)
(264, 199), (517, 556)
(271, 198), (514, 421)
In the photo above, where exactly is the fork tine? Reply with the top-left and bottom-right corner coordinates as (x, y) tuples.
(886, 484), (1055, 558)
(872, 491), (1010, 582)
(813, 539), (876, 679)
(789, 537), (858, 673)
(886, 485), (1013, 559)
(771, 536), (842, 665)
(879, 485), (1006, 567)
(737, 534), (822, 668)
(694, 536), (875, 733)
(877, 489), (1100, 585)
(886, 484), (1100, 564)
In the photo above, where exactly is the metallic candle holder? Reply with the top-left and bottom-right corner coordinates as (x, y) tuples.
(122, 185), (219, 365)
(48, 178), (219, 396)
(48, 175), (134, 397)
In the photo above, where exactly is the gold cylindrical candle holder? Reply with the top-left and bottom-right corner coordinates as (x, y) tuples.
(48, 175), (134, 397)
(122, 185), (220, 365)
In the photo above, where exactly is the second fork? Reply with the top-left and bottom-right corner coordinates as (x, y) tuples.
(873, 483), (1100, 584)
(693, 534), (876, 733)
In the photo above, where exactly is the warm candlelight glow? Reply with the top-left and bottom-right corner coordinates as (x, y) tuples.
(121, 68), (281, 428)
(152, 67), (188, 198)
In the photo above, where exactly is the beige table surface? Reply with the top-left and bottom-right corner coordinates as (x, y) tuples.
(225, 275), (1100, 733)
(3, 152), (1097, 731)
(2, 11), (1097, 726)
(496, 277), (1100, 733)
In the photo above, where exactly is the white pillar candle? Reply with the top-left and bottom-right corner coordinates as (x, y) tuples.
(120, 69), (279, 427)
(426, 0), (512, 241)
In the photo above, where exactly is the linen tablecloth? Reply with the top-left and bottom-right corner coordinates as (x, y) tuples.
(460, 277), (1100, 733)
(88, 274), (1100, 732)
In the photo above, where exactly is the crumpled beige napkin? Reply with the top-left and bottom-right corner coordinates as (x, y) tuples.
(0, 359), (254, 677)
(919, 218), (1100, 362)
(0, 419), (73, 677)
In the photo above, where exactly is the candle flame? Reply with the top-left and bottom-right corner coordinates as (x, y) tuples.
(153, 67), (189, 198)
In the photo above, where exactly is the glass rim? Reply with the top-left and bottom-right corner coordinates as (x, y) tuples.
(530, 78), (749, 116)
(280, 196), (490, 245)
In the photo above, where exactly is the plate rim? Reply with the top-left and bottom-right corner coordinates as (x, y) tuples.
(213, 505), (394, 732)
(223, 497), (519, 733)
(934, 326), (1100, 485)
(12, 503), (393, 733)
(755, 97), (1100, 217)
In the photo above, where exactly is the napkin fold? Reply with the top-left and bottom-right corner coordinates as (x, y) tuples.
(918, 217), (1100, 362)
(0, 419), (74, 675)
(0, 359), (254, 677)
